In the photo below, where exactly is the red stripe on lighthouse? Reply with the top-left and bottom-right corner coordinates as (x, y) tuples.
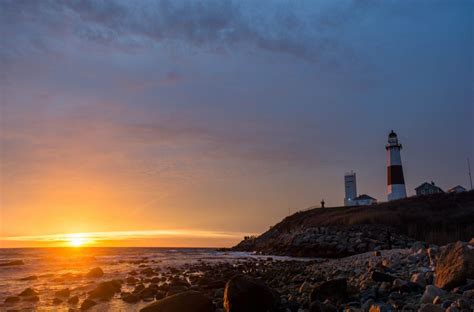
(387, 165), (405, 185)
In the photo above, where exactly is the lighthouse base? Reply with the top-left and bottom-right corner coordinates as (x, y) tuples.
(388, 184), (407, 201)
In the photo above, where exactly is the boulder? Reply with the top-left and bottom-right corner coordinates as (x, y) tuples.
(68, 295), (79, 304)
(80, 298), (97, 310)
(24, 295), (40, 302)
(4, 296), (20, 303)
(121, 292), (140, 303)
(370, 271), (395, 283)
(420, 285), (445, 304)
(20, 275), (38, 281)
(55, 288), (70, 297)
(435, 241), (474, 290)
(419, 303), (444, 312)
(88, 280), (122, 300)
(369, 303), (395, 312)
(310, 278), (347, 302)
(86, 267), (104, 278)
(410, 273), (427, 287)
(0, 260), (24, 266)
(224, 275), (279, 312)
(140, 291), (214, 312)
(299, 281), (312, 293)
(19, 288), (39, 296)
(309, 301), (337, 312)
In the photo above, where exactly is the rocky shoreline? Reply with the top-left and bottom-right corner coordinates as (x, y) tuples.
(3, 240), (474, 311)
(233, 224), (416, 258)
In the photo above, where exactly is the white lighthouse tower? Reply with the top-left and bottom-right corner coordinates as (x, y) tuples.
(344, 171), (357, 206)
(386, 130), (407, 201)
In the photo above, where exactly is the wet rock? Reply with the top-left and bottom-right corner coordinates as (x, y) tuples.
(299, 281), (312, 293)
(435, 241), (474, 290)
(86, 267), (104, 278)
(420, 285), (446, 304)
(140, 284), (159, 299)
(55, 288), (70, 297)
(224, 275), (279, 312)
(140, 291), (215, 312)
(24, 295), (40, 302)
(68, 295), (79, 304)
(140, 267), (155, 276)
(0, 260), (24, 266)
(369, 303), (394, 312)
(4, 296), (20, 303)
(121, 292), (140, 303)
(88, 280), (122, 300)
(310, 278), (347, 302)
(410, 273), (426, 287)
(19, 275), (38, 281)
(126, 276), (139, 284)
(370, 271), (395, 283)
(80, 298), (97, 310)
(309, 301), (337, 312)
(19, 288), (39, 296)
(419, 303), (444, 312)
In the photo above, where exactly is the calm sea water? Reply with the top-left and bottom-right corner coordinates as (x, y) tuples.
(0, 248), (305, 311)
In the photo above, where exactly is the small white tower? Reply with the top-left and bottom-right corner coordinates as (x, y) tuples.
(344, 171), (357, 206)
(386, 130), (407, 201)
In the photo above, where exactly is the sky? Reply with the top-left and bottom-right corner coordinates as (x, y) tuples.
(0, 0), (473, 248)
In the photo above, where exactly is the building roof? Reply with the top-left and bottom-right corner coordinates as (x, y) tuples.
(447, 185), (467, 192)
(355, 194), (376, 200)
(389, 130), (397, 138)
(415, 182), (444, 192)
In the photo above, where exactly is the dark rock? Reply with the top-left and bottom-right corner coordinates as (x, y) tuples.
(126, 276), (139, 284)
(68, 296), (79, 304)
(224, 274), (279, 312)
(419, 303), (444, 312)
(20, 275), (38, 281)
(140, 291), (215, 312)
(121, 292), (140, 303)
(86, 267), (104, 278)
(4, 296), (20, 303)
(81, 298), (97, 310)
(435, 241), (474, 290)
(88, 280), (122, 300)
(369, 303), (395, 312)
(53, 298), (63, 304)
(24, 295), (40, 302)
(371, 271), (396, 283)
(19, 288), (39, 296)
(310, 278), (347, 302)
(310, 301), (337, 312)
(0, 260), (24, 266)
(155, 291), (166, 300)
(55, 288), (70, 297)
(139, 284), (159, 299)
(360, 286), (377, 302)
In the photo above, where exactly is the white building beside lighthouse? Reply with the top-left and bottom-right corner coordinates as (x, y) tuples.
(386, 130), (407, 201)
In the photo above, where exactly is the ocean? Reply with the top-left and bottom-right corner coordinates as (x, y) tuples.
(0, 247), (307, 311)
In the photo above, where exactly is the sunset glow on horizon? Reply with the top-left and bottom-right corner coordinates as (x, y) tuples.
(0, 229), (252, 248)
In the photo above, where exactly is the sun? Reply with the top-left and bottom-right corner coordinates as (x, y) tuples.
(67, 234), (90, 247)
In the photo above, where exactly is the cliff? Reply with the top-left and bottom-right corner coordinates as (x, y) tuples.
(233, 190), (474, 258)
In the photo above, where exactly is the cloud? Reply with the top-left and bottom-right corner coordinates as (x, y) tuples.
(0, 0), (378, 64)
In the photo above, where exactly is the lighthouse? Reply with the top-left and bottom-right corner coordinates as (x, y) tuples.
(386, 130), (407, 201)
